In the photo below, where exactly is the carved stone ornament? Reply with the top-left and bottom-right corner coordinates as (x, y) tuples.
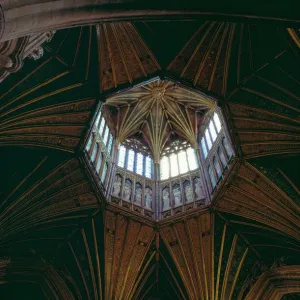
(0, 30), (55, 82)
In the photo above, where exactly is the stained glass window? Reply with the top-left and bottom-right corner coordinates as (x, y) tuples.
(91, 143), (98, 161)
(107, 134), (113, 155)
(178, 151), (188, 174)
(136, 153), (144, 175)
(160, 156), (169, 180)
(213, 113), (222, 132)
(208, 165), (216, 188)
(170, 154), (179, 177)
(118, 146), (126, 168)
(209, 120), (217, 142)
(103, 126), (109, 146)
(205, 129), (212, 150)
(145, 157), (152, 178)
(186, 147), (198, 171)
(99, 117), (105, 136)
(86, 134), (93, 152)
(101, 163), (107, 183)
(223, 138), (233, 158)
(201, 137), (208, 158)
(218, 147), (227, 168)
(213, 156), (222, 179)
(95, 111), (101, 129)
(127, 149), (135, 171)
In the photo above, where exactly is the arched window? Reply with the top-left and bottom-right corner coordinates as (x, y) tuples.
(127, 149), (135, 171)
(99, 117), (105, 136)
(136, 153), (144, 175)
(213, 113), (222, 132)
(101, 163), (108, 183)
(187, 148), (198, 170)
(118, 146), (126, 168)
(86, 134), (93, 152)
(209, 120), (217, 142)
(160, 156), (169, 180)
(170, 154), (179, 177)
(223, 138), (233, 158)
(213, 156), (222, 179)
(91, 143), (98, 162)
(107, 134), (113, 154)
(103, 126), (109, 146)
(145, 156), (152, 178)
(178, 151), (188, 174)
(201, 137), (208, 158)
(205, 129), (212, 150)
(218, 147), (227, 168)
(208, 165), (216, 188)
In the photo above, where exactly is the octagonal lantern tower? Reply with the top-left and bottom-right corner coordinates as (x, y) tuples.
(84, 78), (236, 220)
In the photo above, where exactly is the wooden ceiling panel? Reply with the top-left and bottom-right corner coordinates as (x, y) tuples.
(97, 22), (160, 93)
(105, 207), (155, 300)
(168, 22), (288, 97)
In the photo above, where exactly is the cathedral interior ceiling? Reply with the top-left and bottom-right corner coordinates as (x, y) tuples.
(0, 13), (299, 299)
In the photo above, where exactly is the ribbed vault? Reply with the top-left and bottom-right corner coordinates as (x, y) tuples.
(0, 15), (299, 300)
(105, 79), (214, 161)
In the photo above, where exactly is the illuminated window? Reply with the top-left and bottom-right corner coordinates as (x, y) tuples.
(208, 165), (216, 188)
(178, 151), (188, 174)
(205, 129), (212, 150)
(213, 157), (222, 179)
(127, 150), (135, 171)
(223, 138), (233, 158)
(99, 117), (105, 136)
(145, 157), (152, 178)
(86, 134), (93, 152)
(213, 113), (222, 132)
(101, 163), (107, 183)
(201, 137), (208, 158)
(218, 147), (227, 168)
(209, 120), (217, 142)
(187, 147), (198, 171)
(170, 154), (179, 177)
(118, 146), (126, 168)
(136, 153), (144, 175)
(107, 134), (113, 155)
(160, 156), (169, 180)
(95, 111), (101, 129)
(103, 126), (109, 146)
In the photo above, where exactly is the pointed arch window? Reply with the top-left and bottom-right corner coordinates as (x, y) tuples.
(145, 156), (152, 178)
(99, 117), (105, 136)
(213, 156), (222, 179)
(208, 165), (216, 189)
(218, 147), (227, 168)
(103, 126), (109, 146)
(178, 151), (188, 174)
(118, 146), (126, 168)
(136, 153), (144, 175)
(101, 163), (108, 183)
(170, 154), (179, 177)
(213, 113), (222, 132)
(205, 129), (212, 150)
(127, 150), (135, 172)
(160, 156), (169, 180)
(223, 138), (233, 158)
(187, 148), (198, 171)
(107, 134), (113, 155)
(209, 120), (217, 142)
(201, 137), (208, 158)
